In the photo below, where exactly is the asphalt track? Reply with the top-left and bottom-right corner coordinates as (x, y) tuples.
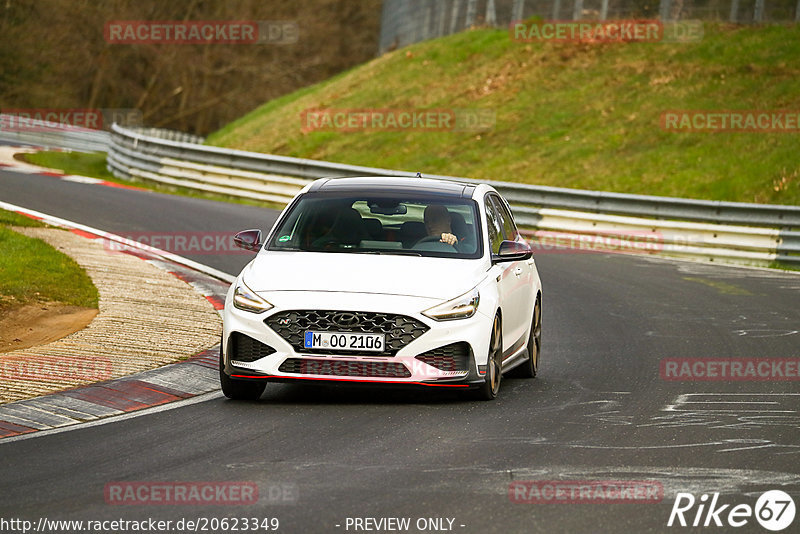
(1, 168), (799, 533)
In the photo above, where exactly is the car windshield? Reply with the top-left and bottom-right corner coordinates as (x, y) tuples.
(267, 193), (482, 259)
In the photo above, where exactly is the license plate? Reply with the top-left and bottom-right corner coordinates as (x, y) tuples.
(304, 331), (385, 352)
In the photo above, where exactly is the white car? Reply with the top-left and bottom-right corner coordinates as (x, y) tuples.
(220, 176), (542, 400)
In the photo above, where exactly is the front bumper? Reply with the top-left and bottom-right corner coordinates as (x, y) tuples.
(222, 290), (493, 388)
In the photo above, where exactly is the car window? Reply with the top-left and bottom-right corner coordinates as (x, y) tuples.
(485, 196), (504, 255)
(267, 193), (483, 259)
(490, 194), (519, 241)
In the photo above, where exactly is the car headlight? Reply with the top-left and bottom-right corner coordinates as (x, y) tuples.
(233, 282), (273, 313)
(422, 287), (480, 321)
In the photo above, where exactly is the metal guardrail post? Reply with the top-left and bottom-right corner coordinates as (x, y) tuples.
(659, 0), (673, 21)
(572, 0), (584, 20)
(512, 0), (525, 21)
(552, 0), (561, 19)
(486, 0), (497, 26)
(465, 0), (478, 26)
(437, 0), (447, 37)
(450, 0), (462, 34)
(730, 0), (741, 22)
(754, 0), (765, 22)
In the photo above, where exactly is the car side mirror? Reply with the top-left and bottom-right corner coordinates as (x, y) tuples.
(492, 240), (532, 263)
(233, 229), (263, 252)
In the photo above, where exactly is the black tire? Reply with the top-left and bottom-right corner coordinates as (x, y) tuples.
(509, 296), (541, 379)
(219, 335), (266, 401)
(473, 315), (502, 401)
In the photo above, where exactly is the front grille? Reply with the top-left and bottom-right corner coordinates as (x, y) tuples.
(228, 332), (276, 363)
(266, 310), (429, 356)
(415, 342), (470, 372)
(279, 358), (411, 378)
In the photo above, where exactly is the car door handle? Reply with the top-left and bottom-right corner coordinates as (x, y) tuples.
(514, 267), (523, 277)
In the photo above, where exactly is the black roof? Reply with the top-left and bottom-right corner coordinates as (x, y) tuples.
(309, 176), (476, 198)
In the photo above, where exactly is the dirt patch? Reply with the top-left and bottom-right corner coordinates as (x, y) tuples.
(0, 302), (97, 353)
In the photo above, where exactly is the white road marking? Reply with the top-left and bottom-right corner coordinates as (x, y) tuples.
(665, 393), (800, 413)
(61, 175), (103, 184)
(0, 391), (223, 445)
(0, 200), (235, 283)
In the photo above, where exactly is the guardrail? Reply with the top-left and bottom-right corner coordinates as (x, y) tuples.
(0, 113), (110, 152)
(106, 124), (799, 267)
(129, 127), (206, 145)
(0, 114), (204, 153)
(3, 119), (797, 268)
(107, 126), (309, 204)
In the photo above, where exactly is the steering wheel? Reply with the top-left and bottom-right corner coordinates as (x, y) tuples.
(414, 235), (460, 251)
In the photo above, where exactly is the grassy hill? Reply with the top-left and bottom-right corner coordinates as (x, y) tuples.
(207, 24), (800, 205)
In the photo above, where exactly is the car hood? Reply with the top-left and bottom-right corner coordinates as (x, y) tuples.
(241, 251), (487, 300)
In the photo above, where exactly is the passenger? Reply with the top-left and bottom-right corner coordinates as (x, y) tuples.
(423, 205), (457, 246)
(304, 208), (337, 248)
(312, 207), (368, 248)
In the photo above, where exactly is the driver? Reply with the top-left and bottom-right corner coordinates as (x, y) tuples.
(423, 205), (458, 246)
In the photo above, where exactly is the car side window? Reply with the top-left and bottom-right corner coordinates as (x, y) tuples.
(490, 195), (519, 241)
(485, 197), (503, 254)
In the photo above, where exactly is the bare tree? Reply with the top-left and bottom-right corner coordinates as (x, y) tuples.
(0, 0), (381, 135)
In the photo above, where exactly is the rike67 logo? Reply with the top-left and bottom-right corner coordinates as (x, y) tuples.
(668, 490), (796, 531)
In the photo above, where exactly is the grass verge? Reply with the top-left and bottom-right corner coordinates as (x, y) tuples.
(22, 151), (112, 180)
(0, 209), (98, 312)
(768, 260), (800, 272)
(0, 209), (47, 228)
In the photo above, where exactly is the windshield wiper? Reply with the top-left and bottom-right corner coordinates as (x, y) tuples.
(271, 247), (422, 257)
(335, 249), (423, 257)
(376, 250), (422, 256)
